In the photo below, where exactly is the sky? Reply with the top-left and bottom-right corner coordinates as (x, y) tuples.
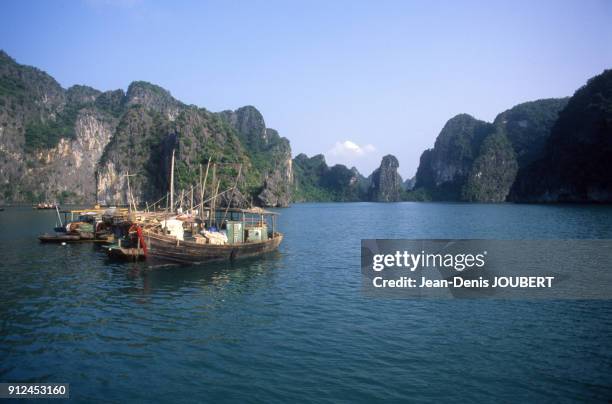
(1, 0), (611, 178)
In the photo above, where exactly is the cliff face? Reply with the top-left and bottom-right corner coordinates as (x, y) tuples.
(460, 131), (517, 202)
(218, 106), (293, 207)
(0, 50), (119, 202)
(415, 114), (494, 200)
(0, 50), (294, 206)
(368, 154), (402, 202)
(494, 98), (569, 167)
(125, 81), (183, 121)
(510, 70), (612, 202)
(413, 99), (567, 202)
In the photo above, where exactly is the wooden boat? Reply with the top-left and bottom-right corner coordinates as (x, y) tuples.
(107, 245), (146, 261)
(39, 206), (124, 244)
(38, 233), (81, 243)
(143, 230), (283, 264)
(104, 153), (284, 264)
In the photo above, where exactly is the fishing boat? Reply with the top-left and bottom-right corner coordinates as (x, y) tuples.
(38, 233), (82, 243)
(38, 206), (126, 243)
(142, 208), (282, 264)
(107, 150), (283, 264)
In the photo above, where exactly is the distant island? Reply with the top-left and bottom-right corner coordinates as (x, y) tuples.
(1, 50), (610, 206)
(412, 70), (612, 203)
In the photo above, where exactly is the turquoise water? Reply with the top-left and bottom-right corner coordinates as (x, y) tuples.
(1, 203), (611, 402)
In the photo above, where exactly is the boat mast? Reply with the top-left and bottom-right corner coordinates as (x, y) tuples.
(201, 159), (211, 220)
(55, 205), (63, 227)
(125, 171), (137, 213)
(222, 163), (242, 224)
(198, 164), (202, 216)
(190, 187), (194, 214)
(170, 149), (175, 213)
(211, 162), (217, 226)
(213, 180), (220, 227)
(126, 171), (132, 213)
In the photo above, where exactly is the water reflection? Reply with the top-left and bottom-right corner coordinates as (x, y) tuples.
(111, 250), (283, 296)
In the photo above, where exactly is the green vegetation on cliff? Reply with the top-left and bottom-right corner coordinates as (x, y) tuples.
(368, 154), (403, 202)
(0, 50), (294, 206)
(292, 154), (367, 202)
(24, 104), (80, 151)
(510, 69), (612, 202)
(461, 131), (517, 202)
(494, 98), (569, 166)
(413, 98), (568, 202)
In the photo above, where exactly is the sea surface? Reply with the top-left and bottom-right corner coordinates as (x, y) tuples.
(1, 203), (611, 403)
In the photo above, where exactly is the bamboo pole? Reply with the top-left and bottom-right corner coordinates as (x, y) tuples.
(55, 205), (63, 227)
(198, 164), (202, 216)
(201, 159), (211, 220)
(222, 164), (242, 224)
(212, 180), (220, 226)
(125, 171), (137, 213)
(169, 149), (175, 212)
(179, 189), (185, 212)
(211, 163), (217, 225)
(191, 187), (194, 214)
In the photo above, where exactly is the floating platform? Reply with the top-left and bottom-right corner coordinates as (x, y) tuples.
(38, 233), (114, 243)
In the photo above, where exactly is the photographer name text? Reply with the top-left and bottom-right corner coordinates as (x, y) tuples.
(372, 276), (555, 288)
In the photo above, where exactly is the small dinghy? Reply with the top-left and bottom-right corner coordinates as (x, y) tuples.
(38, 233), (81, 243)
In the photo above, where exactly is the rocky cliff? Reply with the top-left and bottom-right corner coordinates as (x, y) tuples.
(368, 155), (403, 202)
(414, 114), (494, 200)
(413, 99), (568, 202)
(4, 50), (607, 206)
(509, 70), (612, 202)
(0, 50), (120, 202)
(219, 107), (293, 207)
(0, 50), (294, 206)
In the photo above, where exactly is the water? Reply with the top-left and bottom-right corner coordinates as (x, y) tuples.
(1, 203), (611, 402)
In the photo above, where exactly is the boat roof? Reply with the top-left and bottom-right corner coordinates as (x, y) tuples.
(62, 207), (129, 215)
(233, 207), (279, 215)
(61, 206), (277, 217)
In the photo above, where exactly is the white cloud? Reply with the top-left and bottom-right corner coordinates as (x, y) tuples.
(328, 140), (376, 158)
(325, 140), (379, 173)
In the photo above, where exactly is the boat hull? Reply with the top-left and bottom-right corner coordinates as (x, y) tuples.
(143, 231), (283, 264)
(107, 245), (146, 261)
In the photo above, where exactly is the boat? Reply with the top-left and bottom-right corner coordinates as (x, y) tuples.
(107, 245), (146, 261)
(34, 202), (59, 210)
(106, 151), (283, 264)
(141, 208), (282, 264)
(38, 206), (126, 244)
(38, 233), (81, 243)
(144, 230), (283, 264)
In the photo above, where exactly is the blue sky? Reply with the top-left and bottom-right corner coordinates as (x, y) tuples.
(1, 0), (611, 177)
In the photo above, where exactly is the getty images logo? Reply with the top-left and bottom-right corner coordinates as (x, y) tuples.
(372, 250), (487, 272)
